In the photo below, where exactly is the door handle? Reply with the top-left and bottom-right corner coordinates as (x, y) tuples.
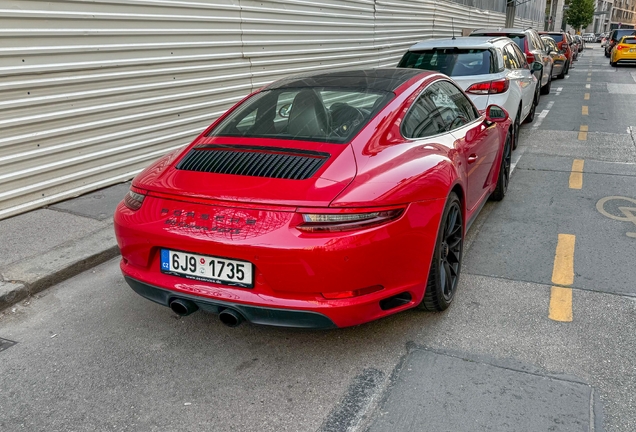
(467, 154), (478, 164)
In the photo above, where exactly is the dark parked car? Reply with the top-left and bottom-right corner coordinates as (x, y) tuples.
(539, 31), (573, 75)
(542, 36), (567, 79)
(470, 28), (554, 95)
(574, 35), (585, 52)
(605, 29), (636, 57)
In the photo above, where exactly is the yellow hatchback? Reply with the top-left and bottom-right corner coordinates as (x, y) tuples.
(610, 35), (636, 67)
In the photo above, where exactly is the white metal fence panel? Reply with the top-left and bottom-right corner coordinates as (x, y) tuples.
(0, 0), (542, 219)
(0, 0), (248, 219)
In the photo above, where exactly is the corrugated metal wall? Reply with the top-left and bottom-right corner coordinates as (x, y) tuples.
(0, 0), (542, 220)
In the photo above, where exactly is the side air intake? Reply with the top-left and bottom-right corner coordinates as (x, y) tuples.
(176, 145), (329, 180)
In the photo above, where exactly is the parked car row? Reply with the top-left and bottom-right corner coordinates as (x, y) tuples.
(113, 26), (587, 328)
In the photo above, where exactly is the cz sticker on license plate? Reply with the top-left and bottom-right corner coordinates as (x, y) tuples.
(160, 249), (254, 288)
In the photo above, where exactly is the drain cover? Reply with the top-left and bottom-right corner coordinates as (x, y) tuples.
(0, 337), (17, 352)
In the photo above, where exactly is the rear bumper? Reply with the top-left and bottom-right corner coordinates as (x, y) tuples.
(125, 276), (337, 329)
(115, 196), (446, 328)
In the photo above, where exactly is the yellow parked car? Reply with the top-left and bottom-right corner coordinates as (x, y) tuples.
(610, 35), (636, 67)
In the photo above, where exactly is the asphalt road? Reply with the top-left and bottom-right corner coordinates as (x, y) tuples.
(2, 46), (636, 432)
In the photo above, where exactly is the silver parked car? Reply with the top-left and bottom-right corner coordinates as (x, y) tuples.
(398, 36), (541, 150)
(583, 33), (596, 43)
(469, 28), (554, 95)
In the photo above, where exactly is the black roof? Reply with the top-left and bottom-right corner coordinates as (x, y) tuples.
(266, 68), (427, 92)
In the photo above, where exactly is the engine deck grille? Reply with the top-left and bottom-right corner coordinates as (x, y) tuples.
(176, 145), (329, 180)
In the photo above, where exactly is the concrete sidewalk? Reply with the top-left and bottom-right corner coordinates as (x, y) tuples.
(0, 182), (130, 311)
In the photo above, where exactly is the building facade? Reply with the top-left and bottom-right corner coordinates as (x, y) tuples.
(0, 0), (545, 220)
(610, 0), (636, 28)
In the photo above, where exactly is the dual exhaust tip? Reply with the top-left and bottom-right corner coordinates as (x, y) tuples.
(169, 299), (244, 327)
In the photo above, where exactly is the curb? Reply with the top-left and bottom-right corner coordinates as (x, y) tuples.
(0, 225), (120, 311)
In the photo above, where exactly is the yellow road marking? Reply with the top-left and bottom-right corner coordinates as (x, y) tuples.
(582, 106), (588, 116)
(569, 159), (584, 189)
(549, 287), (573, 322)
(552, 234), (576, 285)
(587, 72), (592, 76)
(578, 125), (588, 140)
(586, 77), (591, 82)
(584, 93), (590, 100)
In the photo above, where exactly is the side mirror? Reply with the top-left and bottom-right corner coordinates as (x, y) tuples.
(485, 105), (509, 123)
(532, 62), (543, 72)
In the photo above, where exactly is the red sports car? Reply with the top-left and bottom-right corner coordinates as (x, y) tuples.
(114, 68), (512, 329)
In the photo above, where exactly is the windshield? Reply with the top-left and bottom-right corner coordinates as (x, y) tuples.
(398, 49), (493, 77)
(209, 88), (393, 144)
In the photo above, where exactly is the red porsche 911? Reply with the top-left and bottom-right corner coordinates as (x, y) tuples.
(114, 68), (512, 329)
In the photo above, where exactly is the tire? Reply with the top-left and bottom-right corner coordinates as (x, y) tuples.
(512, 107), (521, 150)
(418, 192), (463, 312)
(490, 132), (512, 202)
(557, 64), (566, 79)
(610, 61), (617, 67)
(523, 89), (538, 124)
(540, 73), (552, 95)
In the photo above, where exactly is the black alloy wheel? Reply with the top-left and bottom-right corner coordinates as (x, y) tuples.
(557, 63), (566, 79)
(540, 73), (552, 95)
(419, 192), (463, 311)
(490, 132), (512, 202)
(512, 108), (521, 150)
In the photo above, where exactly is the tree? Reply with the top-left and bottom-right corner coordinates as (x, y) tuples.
(565, 0), (596, 31)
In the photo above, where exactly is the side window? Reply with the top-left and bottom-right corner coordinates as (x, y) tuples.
(430, 81), (479, 131)
(512, 44), (528, 68)
(495, 48), (505, 71)
(503, 44), (520, 69)
(402, 89), (447, 139)
(526, 35), (534, 50)
(530, 32), (544, 51)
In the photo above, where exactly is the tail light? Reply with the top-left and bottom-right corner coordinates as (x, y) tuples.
(297, 208), (404, 233)
(466, 78), (509, 95)
(526, 53), (536, 63)
(123, 188), (146, 211)
(617, 45), (626, 50)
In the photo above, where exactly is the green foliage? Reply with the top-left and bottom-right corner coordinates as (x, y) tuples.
(565, 0), (595, 30)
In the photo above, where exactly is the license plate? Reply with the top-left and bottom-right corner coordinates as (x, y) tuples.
(160, 249), (253, 288)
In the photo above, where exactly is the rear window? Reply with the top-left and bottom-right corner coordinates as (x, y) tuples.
(544, 34), (564, 43)
(471, 33), (526, 51)
(398, 49), (493, 77)
(614, 30), (636, 40)
(209, 88), (392, 144)
(623, 37), (636, 44)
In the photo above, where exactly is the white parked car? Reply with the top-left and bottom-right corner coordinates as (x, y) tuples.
(398, 36), (541, 150)
(583, 33), (596, 43)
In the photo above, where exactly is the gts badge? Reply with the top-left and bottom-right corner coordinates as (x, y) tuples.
(161, 208), (257, 235)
